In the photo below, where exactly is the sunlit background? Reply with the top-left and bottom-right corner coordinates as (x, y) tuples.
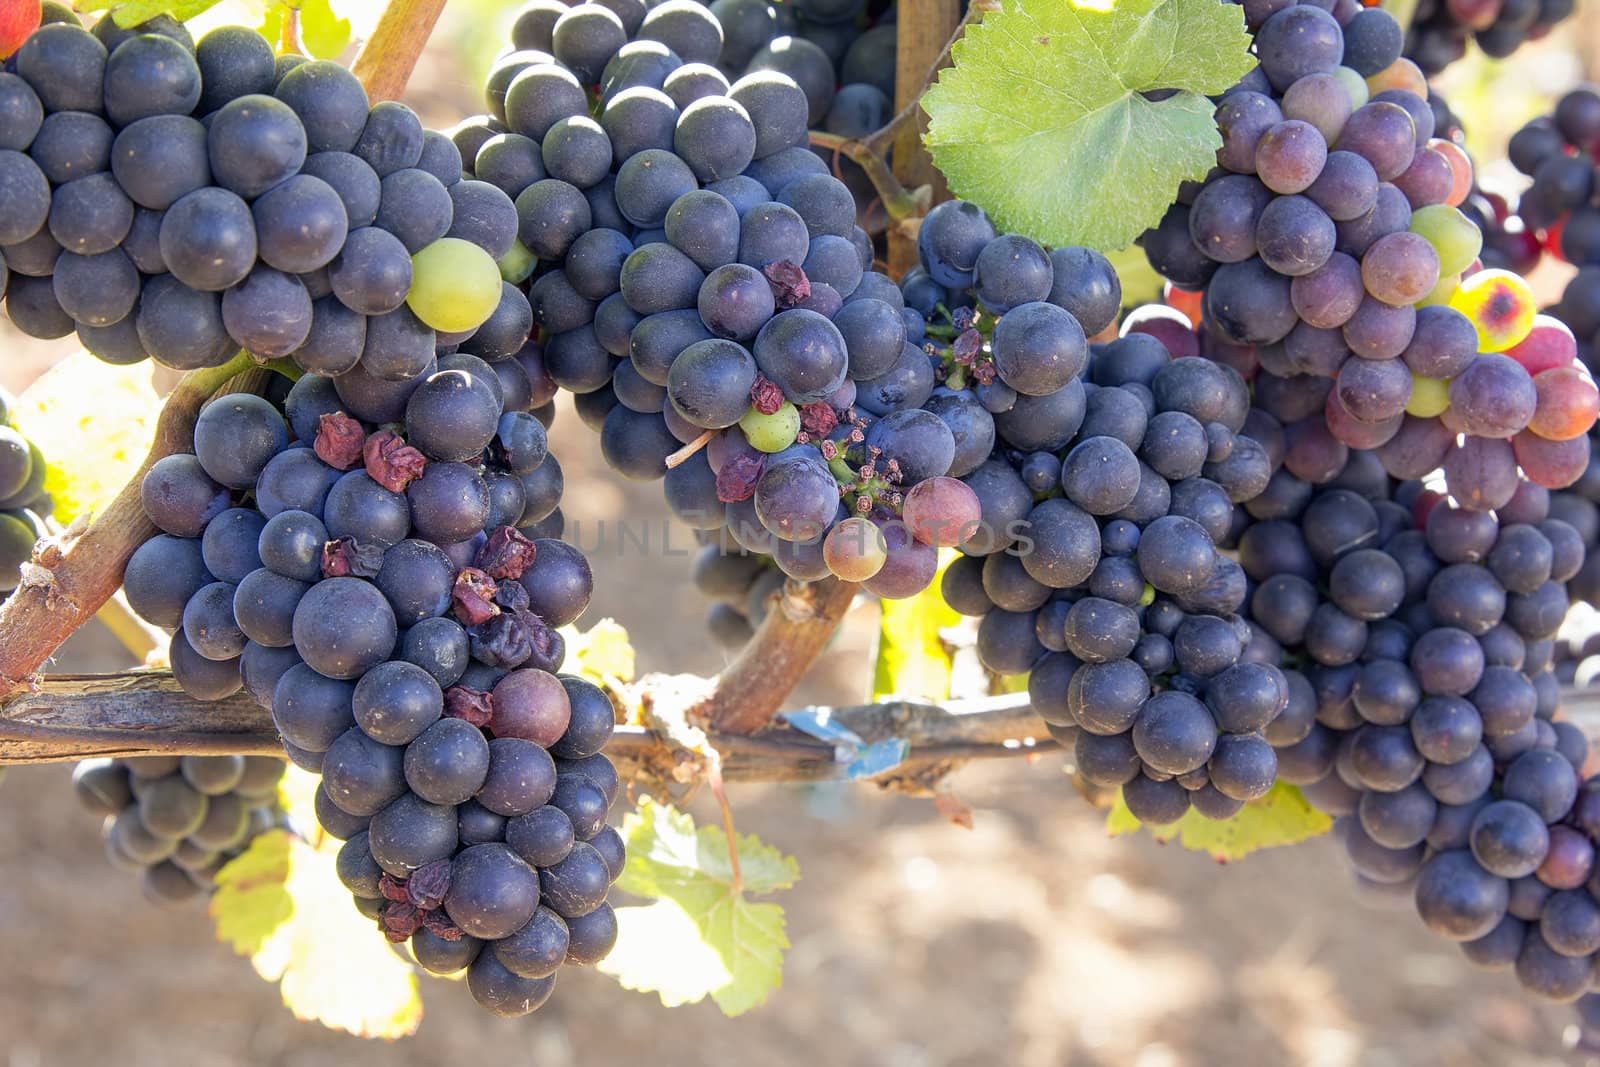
(4, 3), (1600, 1064)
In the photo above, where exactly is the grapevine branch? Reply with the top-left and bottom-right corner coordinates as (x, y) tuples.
(691, 577), (861, 734)
(350, 0), (449, 103)
(0, 675), (1055, 791)
(11, 672), (1600, 797)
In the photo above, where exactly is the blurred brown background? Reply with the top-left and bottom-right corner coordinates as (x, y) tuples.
(3, 3), (1600, 1064)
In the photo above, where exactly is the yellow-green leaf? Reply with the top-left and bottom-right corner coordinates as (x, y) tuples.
(922, 0), (1257, 250)
(1105, 781), (1333, 861)
(112, 0), (228, 27)
(297, 0), (352, 59)
(600, 900), (735, 1008)
(256, 2), (285, 47)
(873, 550), (960, 701)
(210, 827), (423, 1038)
(600, 797), (797, 1015)
(12, 353), (160, 525)
(560, 617), (637, 684)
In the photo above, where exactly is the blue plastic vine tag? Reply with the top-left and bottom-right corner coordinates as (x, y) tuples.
(780, 709), (910, 781)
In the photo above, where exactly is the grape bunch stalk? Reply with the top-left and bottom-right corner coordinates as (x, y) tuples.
(0, 11), (522, 377)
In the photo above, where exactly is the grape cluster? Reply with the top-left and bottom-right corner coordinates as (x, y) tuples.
(1018, 291), (1600, 1019)
(1505, 88), (1600, 267)
(440, 5), (1123, 636)
(1403, 0), (1572, 76)
(0, 388), (51, 602)
(72, 754), (287, 905)
(0, 14), (516, 374)
(1510, 88), (1600, 380)
(917, 302), (1276, 820)
(684, 0), (902, 218)
(1248, 473), (1600, 1010)
(120, 360), (617, 1016)
(679, 187), (1129, 641)
(1147, 1), (1599, 513)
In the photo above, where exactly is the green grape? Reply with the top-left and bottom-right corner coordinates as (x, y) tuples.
(1418, 271), (1459, 308)
(407, 237), (502, 333)
(1410, 204), (1482, 278)
(1407, 374), (1450, 417)
(739, 403), (801, 452)
(1334, 66), (1369, 109)
(499, 240), (538, 284)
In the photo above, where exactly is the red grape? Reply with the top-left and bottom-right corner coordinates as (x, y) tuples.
(1528, 365), (1600, 441)
(1513, 429), (1590, 488)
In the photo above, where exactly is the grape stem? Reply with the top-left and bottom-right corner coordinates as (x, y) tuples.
(664, 430), (716, 469)
(0, 674), (1060, 792)
(807, 131), (932, 224)
(280, 6), (304, 57)
(707, 758), (743, 891)
(807, 0), (991, 237)
(351, 0), (448, 104)
(0, 353), (259, 703)
(692, 577), (862, 735)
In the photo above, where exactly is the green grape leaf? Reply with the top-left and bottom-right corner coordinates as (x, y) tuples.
(12, 352), (160, 525)
(872, 550), (961, 701)
(600, 797), (798, 1016)
(111, 0), (229, 28)
(210, 823), (424, 1038)
(560, 617), (637, 685)
(1106, 781), (1333, 861)
(921, 0), (1257, 251)
(296, 0), (352, 59)
(600, 900), (752, 1009)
